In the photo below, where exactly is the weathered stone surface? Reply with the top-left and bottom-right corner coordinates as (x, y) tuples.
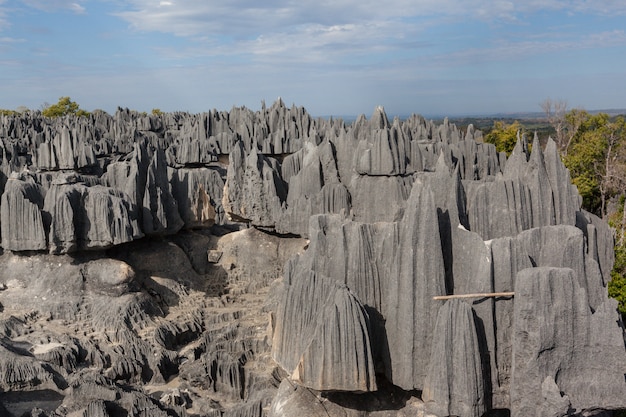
(423, 299), (485, 417)
(385, 179), (446, 390)
(170, 167), (224, 228)
(511, 267), (626, 417)
(273, 271), (376, 392)
(0, 103), (625, 417)
(488, 236), (533, 408)
(168, 136), (218, 166)
(142, 148), (184, 235)
(277, 140), (350, 235)
(1, 174), (47, 251)
(349, 175), (412, 223)
(222, 142), (287, 227)
(44, 179), (142, 253)
(291, 283), (376, 392)
(465, 177), (533, 240)
(544, 137), (579, 225)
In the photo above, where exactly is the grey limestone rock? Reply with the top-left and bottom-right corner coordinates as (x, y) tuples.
(576, 209), (615, 282)
(354, 125), (409, 176)
(44, 180), (142, 253)
(349, 175), (412, 223)
(1, 173), (47, 251)
(544, 137), (579, 225)
(423, 299), (485, 417)
(272, 270), (376, 392)
(385, 179), (446, 390)
(511, 267), (626, 417)
(278, 140), (350, 235)
(168, 136), (218, 166)
(524, 137), (556, 228)
(170, 167), (224, 228)
(222, 142), (287, 227)
(488, 236), (533, 408)
(0, 344), (60, 391)
(465, 177), (533, 240)
(142, 148), (184, 235)
(1, 103), (626, 417)
(290, 282), (376, 392)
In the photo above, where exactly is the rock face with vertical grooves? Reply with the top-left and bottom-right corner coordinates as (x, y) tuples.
(44, 177), (142, 253)
(1, 173), (47, 251)
(385, 179), (446, 390)
(170, 167), (224, 228)
(0, 102), (625, 417)
(423, 299), (485, 417)
(290, 282), (376, 392)
(272, 245), (377, 392)
(222, 142), (287, 227)
(142, 148), (184, 235)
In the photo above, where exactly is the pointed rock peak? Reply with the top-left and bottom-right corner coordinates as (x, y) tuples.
(522, 131), (530, 154)
(529, 135), (544, 165)
(371, 105), (390, 130)
(502, 136), (530, 179)
(510, 135), (528, 161)
(515, 130), (531, 155)
(435, 151), (450, 175)
(545, 136), (558, 155)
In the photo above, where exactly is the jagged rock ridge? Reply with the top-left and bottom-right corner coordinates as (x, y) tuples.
(0, 102), (624, 417)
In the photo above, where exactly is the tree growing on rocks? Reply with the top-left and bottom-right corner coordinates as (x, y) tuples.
(42, 96), (90, 118)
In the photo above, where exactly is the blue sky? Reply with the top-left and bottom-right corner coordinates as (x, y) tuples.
(1, 0), (626, 117)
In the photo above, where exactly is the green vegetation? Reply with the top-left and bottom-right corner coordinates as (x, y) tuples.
(609, 194), (626, 319)
(551, 109), (626, 318)
(483, 120), (524, 156)
(563, 113), (626, 215)
(42, 96), (90, 118)
(0, 106), (29, 115)
(151, 108), (164, 116)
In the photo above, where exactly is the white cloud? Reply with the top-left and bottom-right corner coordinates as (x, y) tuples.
(115, 0), (626, 39)
(20, 0), (87, 14)
(0, 0), (8, 31)
(429, 29), (626, 70)
(70, 2), (86, 14)
(0, 36), (26, 43)
(113, 0), (626, 63)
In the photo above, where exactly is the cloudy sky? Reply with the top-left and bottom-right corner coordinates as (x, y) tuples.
(1, 0), (625, 117)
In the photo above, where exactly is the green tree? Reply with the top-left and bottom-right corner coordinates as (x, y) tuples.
(42, 96), (90, 118)
(483, 120), (523, 156)
(609, 198), (626, 321)
(564, 113), (626, 217)
(561, 110), (626, 318)
(151, 108), (164, 116)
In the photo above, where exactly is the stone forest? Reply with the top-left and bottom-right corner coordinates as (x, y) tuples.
(0, 99), (624, 417)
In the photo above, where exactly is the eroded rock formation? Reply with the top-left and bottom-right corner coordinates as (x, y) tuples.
(0, 102), (624, 417)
